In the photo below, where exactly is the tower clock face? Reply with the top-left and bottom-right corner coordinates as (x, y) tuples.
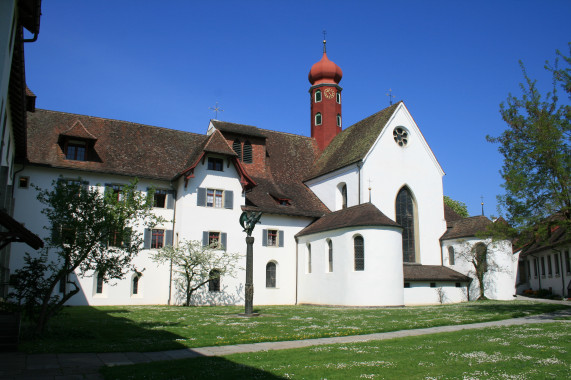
(324, 88), (335, 99)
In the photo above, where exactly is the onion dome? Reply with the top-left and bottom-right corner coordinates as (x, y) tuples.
(308, 51), (343, 85)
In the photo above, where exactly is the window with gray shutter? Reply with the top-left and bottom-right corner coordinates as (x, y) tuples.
(143, 229), (151, 249)
(166, 190), (175, 209)
(165, 230), (173, 246)
(262, 229), (268, 246)
(202, 231), (209, 246)
(221, 232), (227, 250)
(278, 230), (284, 247)
(224, 190), (233, 209)
(197, 187), (206, 206)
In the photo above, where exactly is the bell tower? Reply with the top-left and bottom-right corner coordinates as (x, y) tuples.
(308, 38), (343, 151)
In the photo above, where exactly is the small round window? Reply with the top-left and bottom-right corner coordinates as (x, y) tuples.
(393, 127), (408, 147)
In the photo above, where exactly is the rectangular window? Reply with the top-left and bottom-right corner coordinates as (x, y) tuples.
(209, 231), (220, 247)
(547, 255), (552, 276)
(207, 157), (223, 171)
(267, 230), (278, 247)
(534, 258), (538, 277)
(65, 140), (87, 161)
(554, 253), (560, 275)
(206, 189), (224, 208)
(151, 229), (165, 249)
(566, 250), (571, 273)
(18, 176), (29, 188)
(404, 282), (410, 288)
(109, 230), (125, 247)
(96, 272), (104, 294)
(455, 282), (461, 288)
(106, 184), (124, 201)
(154, 189), (167, 208)
(541, 257), (545, 276)
(430, 282), (436, 288)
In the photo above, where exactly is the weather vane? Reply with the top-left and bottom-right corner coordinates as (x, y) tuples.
(480, 195), (484, 216)
(386, 89), (395, 105)
(322, 30), (327, 53)
(209, 102), (224, 119)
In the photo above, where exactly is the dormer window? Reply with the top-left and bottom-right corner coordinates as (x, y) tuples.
(65, 140), (87, 161)
(207, 157), (223, 171)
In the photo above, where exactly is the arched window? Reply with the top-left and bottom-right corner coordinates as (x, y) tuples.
(354, 236), (364, 271)
(243, 141), (253, 163)
(448, 246), (455, 265)
(337, 114), (341, 127)
(232, 139), (242, 161)
(266, 262), (276, 288)
(396, 187), (416, 263)
(132, 274), (140, 295)
(341, 184), (347, 209)
(307, 244), (312, 273)
(209, 269), (220, 292)
(474, 243), (488, 272)
(315, 90), (322, 103)
(96, 271), (104, 294)
(315, 112), (322, 126)
(336, 91), (341, 104)
(327, 239), (333, 272)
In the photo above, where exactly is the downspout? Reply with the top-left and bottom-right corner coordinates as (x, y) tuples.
(356, 161), (363, 205)
(167, 185), (178, 305)
(295, 236), (299, 305)
(551, 248), (566, 298)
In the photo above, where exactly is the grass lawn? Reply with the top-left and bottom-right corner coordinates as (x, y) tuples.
(19, 301), (569, 354)
(101, 322), (571, 380)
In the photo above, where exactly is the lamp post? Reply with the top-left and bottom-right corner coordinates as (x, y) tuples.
(239, 211), (262, 316)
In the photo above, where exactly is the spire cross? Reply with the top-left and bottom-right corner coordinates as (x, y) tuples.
(322, 30), (327, 53)
(209, 102), (224, 119)
(386, 88), (395, 105)
(480, 195), (485, 216)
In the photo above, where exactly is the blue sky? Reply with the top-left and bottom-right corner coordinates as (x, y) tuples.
(24, 1), (570, 217)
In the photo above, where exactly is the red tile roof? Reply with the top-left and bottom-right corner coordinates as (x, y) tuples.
(296, 203), (400, 237)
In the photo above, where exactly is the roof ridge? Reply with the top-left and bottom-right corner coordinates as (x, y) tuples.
(36, 108), (204, 136)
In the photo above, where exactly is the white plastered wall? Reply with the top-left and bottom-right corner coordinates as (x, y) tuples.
(306, 164), (359, 212)
(11, 166), (175, 305)
(362, 103), (446, 266)
(404, 282), (469, 305)
(297, 226), (404, 306)
(442, 237), (516, 300)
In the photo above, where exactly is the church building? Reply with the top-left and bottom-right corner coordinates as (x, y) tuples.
(10, 40), (518, 306)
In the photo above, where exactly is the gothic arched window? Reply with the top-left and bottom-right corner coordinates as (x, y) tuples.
(243, 141), (253, 163)
(341, 184), (347, 209)
(396, 187), (416, 263)
(266, 262), (276, 288)
(354, 236), (364, 271)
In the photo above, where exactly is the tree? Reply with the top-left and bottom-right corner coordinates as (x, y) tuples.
(9, 179), (158, 334)
(443, 195), (469, 218)
(487, 44), (570, 244)
(455, 238), (511, 300)
(151, 240), (241, 306)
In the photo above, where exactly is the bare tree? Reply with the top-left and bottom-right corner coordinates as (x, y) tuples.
(152, 240), (241, 306)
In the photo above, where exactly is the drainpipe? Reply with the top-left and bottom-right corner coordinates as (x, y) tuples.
(356, 161), (363, 205)
(167, 185), (178, 305)
(295, 236), (299, 305)
(552, 248), (566, 298)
